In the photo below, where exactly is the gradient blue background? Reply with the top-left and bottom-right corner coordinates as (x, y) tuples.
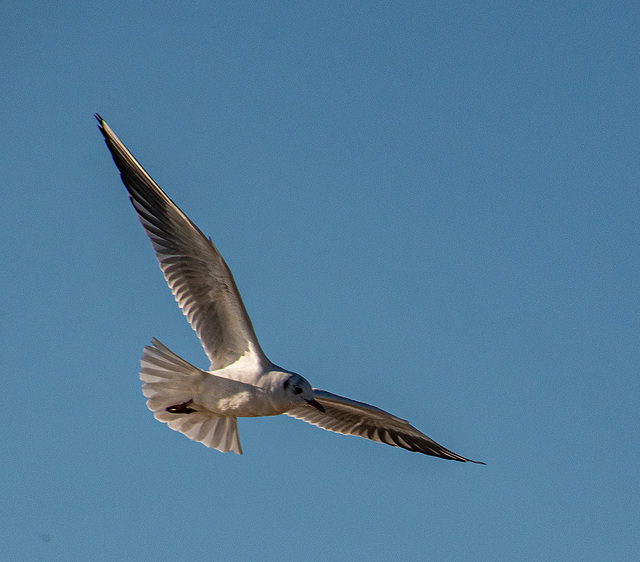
(2, 1), (638, 560)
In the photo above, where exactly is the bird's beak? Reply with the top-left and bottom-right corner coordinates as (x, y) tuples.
(306, 398), (325, 413)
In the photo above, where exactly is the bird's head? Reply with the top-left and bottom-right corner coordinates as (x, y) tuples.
(282, 373), (325, 412)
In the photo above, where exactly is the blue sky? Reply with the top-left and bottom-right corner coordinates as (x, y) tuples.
(2, 1), (639, 559)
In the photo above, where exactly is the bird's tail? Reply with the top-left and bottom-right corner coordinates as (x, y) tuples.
(139, 338), (243, 454)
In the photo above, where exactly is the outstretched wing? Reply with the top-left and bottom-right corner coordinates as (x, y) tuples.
(286, 389), (484, 463)
(97, 115), (268, 371)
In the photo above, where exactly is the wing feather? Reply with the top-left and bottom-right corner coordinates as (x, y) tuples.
(97, 115), (267, 370)
(287, 389), (484, 463)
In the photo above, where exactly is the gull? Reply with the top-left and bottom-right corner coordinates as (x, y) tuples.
(96, 114), (483, 463)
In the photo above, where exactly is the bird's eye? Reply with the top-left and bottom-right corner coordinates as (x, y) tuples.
(293, 387), (303, 395)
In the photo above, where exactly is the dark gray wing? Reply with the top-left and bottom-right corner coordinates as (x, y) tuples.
(96, 115), (268, 371)
(287, 389), (484, 463)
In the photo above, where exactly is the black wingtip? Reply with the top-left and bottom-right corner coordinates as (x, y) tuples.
(95, 114), (106, 136)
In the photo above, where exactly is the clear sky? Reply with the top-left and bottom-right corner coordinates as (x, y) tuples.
(2, 1), (638, 560)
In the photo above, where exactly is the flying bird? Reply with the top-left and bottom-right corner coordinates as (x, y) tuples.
(96, 114), (483, 463)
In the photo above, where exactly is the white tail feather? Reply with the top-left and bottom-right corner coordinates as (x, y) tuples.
(140, 339), (243, 454)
